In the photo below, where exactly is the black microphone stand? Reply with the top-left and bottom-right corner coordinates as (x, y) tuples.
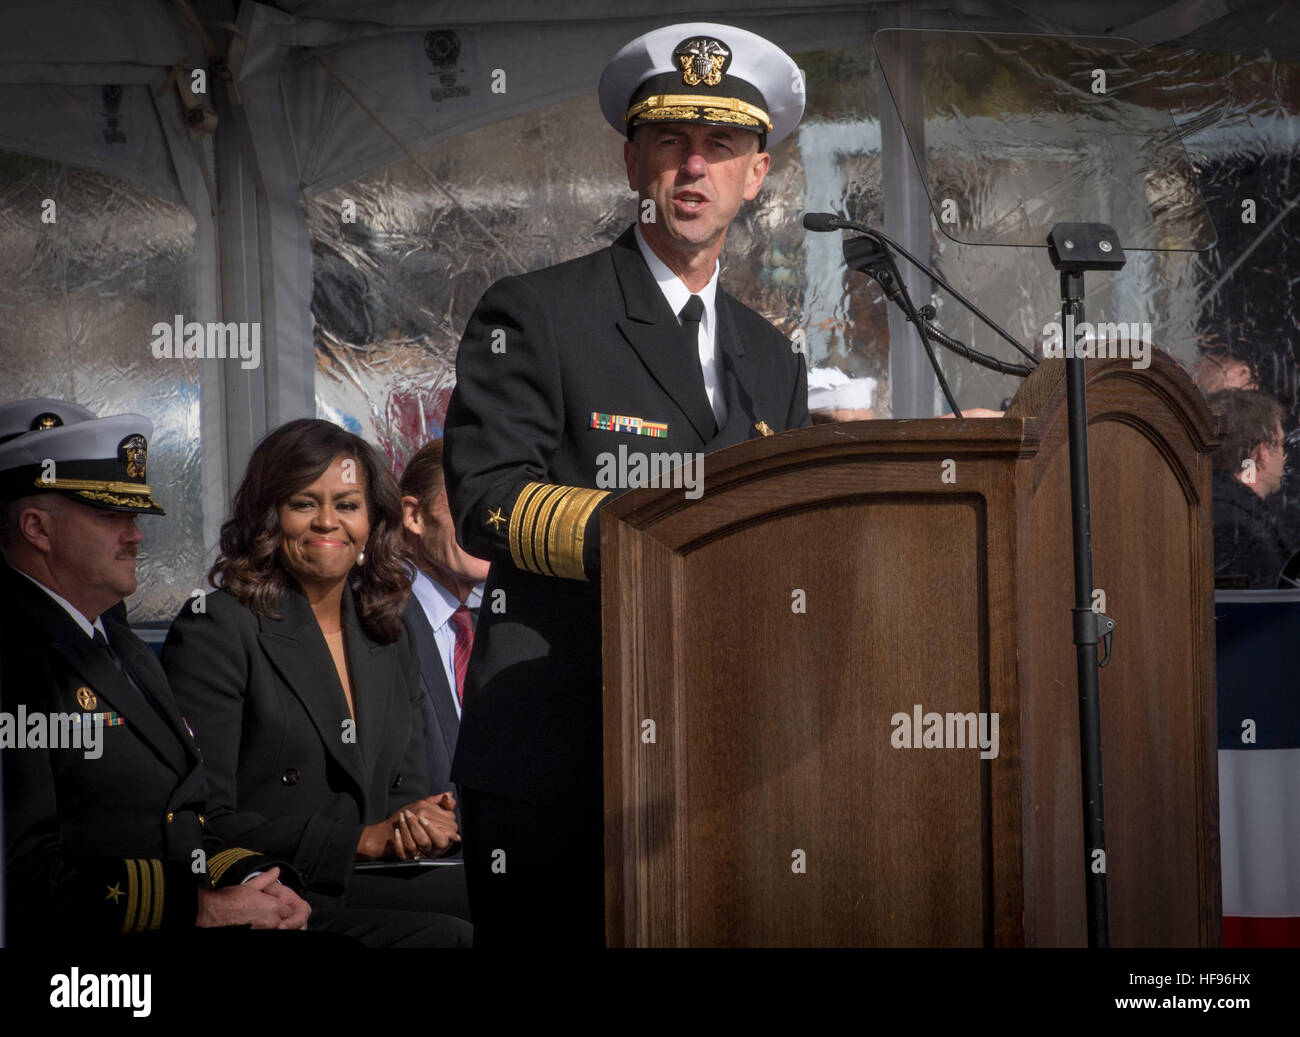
(1047, 222), (1123, 950)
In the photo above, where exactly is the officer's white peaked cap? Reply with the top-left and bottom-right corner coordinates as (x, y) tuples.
(599, 22), (805, 147)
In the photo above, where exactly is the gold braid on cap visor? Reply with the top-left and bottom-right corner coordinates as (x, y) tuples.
(35, 477), (153, 495)
(625, 94), (772, 132)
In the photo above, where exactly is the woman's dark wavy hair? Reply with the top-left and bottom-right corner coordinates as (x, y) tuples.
(209, 418), (410, 644)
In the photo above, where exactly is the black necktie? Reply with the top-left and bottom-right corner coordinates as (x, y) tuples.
(679, 295), (717, 433)
(93, 627), (118, 663)
(679, 295), (704, 344)
(94, 627), (144, 696)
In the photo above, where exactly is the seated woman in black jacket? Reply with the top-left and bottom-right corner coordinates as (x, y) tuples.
(163, 418), (470, 935)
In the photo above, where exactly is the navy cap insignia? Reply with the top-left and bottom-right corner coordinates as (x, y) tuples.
(76, 686), (98, 710)
(31, 412), (62, 431)
(118, 434), (148, 479)
(676, 37), (730, 88)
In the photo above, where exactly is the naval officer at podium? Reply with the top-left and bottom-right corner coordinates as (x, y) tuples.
(442, 21), (811, 946)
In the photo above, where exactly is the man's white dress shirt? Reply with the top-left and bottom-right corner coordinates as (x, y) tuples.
(634, 223), (728, 427)
(410, 567), (484, 720)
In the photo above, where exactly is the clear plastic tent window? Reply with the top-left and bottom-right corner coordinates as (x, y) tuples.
(0, 153), (201, 623)
(873, 29), (1217, 252)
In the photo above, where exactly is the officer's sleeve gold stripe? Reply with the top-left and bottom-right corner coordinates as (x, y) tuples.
(522, 484), (570, 577)
(541, 487), (584, 580)
(550, 486), (610, 581)
(134, 858), (152, 934)
(507, 483), (545, 573)
(207, 847), (259, 886)
(148, 859), (164, 930)
(507, 482), (609, 580)
(572, 487), (610, 581)
(510, 482), (560, 577)
(120, 859), (139, 935)
(510, 483), (547, 574)
(533, 486), (580, 576)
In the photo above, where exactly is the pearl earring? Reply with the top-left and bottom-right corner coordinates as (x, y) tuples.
(356, 548), (366, 566)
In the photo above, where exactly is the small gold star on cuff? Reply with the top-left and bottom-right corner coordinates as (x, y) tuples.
(105, 883), (124, 903)
(486, 507), (506, 531)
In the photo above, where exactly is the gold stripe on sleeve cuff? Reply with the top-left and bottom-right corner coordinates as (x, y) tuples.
(522, 484), (570, 577)
(549, 486), (608, 581)
(507, 483), (541, 574)
(135, 858), (152, 933)
(148, 859), (164, 930)
(207, 847), (259, 886)
(506, 481), (609, 581)
(121, 858), (140, 935)
(508, 483), (547, 575)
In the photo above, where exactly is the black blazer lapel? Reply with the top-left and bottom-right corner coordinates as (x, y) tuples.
(404, 598), (459, 764)
(611, 227), (718, 443)
(255, 585), (367, 795)
(343, 588), (395, 774)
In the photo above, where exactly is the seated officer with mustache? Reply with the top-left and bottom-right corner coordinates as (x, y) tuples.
(0, 399), (310, 942)
(442, 22), (810, 946)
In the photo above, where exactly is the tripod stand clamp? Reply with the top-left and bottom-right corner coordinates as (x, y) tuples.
(1072, 608), (1118, 668)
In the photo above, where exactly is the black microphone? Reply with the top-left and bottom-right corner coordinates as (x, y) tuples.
(802, 211), (855, 233)
(804, 208), (1038, 368)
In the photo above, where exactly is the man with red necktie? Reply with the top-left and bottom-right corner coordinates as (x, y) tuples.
(398, 439), (490, 829)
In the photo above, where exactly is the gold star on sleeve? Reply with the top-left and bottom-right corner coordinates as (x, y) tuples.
(105, 883), (124, 903)
(486, 507), (506, 531)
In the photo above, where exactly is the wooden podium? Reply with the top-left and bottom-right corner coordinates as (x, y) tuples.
(600, 352), (1222, 947)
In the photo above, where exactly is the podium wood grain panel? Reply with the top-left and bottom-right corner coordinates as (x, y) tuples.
(681, 499), (985, 946)
(1015, 358), (1222, 947)
(604, 352), (1220, 947)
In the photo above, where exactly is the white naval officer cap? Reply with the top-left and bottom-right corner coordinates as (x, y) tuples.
(598, 22), (806, 148)
(0, 399), (165, 515)
(0, 398), (96, 445)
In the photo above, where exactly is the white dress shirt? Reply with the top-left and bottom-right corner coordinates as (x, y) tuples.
(633, 224), (728, 427)
(410, 568), (484, 720)
(17, 568), (106, 641)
